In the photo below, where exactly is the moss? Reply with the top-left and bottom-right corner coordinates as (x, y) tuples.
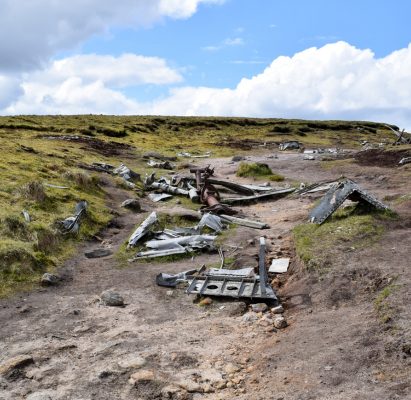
(236, 162), (284, 181)
(374, 277), (402, 324)
(293, 207), (394, 272)
(0, 114), (401, 297)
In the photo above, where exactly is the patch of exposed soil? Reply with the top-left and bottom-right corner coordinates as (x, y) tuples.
(37, 135), (134, 156)
(340, 148), (411, 168)
(1, 150), (411, 399)
(215, 138), (278, 150)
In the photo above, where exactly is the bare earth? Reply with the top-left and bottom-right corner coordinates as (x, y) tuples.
(1, 151), (411, 400)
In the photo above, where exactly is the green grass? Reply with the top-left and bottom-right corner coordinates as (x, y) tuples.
(0, 114), (403, 296)
(293, 206), (398, 272)
(236, 162), (284, 181)
(374, 276), (402, 324)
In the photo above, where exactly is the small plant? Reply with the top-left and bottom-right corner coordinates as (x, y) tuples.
(268, 174), (285, 182)
(115, 178), (133, 190)
(33, 225), (58, 253)
(0, 247), (49, 275)
(63, 170), (96, 189)
(18, 180), (46, 203)
(236, 162), (284, 181)
(178, 162), (192, 170)
(1, 216), (31, 240)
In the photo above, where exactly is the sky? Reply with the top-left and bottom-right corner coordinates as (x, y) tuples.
(0, 0), (411, 129)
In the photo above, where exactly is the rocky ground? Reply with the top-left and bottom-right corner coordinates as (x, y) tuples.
(1, 150), (411, 400)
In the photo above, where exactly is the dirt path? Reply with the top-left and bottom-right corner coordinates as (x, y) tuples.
(1, 151), (411, 400)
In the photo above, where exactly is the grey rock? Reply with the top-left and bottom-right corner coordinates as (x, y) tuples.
(232, 155), (245, 162)
(121, 199), (141, 210)
(242, 312), (258, 322)
(220, 302), (247, 317)
(271, 305), (285, 314)
(41, 273), (57, 285)
(201, 368), (226, 389)
(85, 249), (113, 259)
(26, 391), (55, 400)
(117, 355), (146, 369)
(251, 303), (268, 313)
(260, 182), (271, 187)
(100, 290), (124, 306)
(273, 316), (288, 329)
(178, 379), (203, 393)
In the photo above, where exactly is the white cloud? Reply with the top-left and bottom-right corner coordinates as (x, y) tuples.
(34, 54), (183, 87)
(4, 42), (411, 131)
(270, 24), (276, 28)
(202, 46), (223, 51)
(0, 0), (225, 72)
(139, 42), (411, 130)
(4, 54), (182, 115)
(224, 38), (244, 46)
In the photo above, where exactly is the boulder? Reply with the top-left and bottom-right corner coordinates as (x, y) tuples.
(0, 355), (34, 379)
(121, 199), (141, 210)
(242, 312), (258, 322)
(85, 249), (113, 259)
(251, 303), (268, 313)
(273, 316), (288, 329)
(271, 305), (285, 314)
(41, 273), (57, 285)
(232, 155), (245, 162)
(100, 290), (124, 306)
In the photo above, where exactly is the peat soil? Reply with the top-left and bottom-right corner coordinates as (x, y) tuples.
(1, 150), (411, 400)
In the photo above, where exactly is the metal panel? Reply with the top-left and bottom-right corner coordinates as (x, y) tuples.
(309, 180), (390, 225)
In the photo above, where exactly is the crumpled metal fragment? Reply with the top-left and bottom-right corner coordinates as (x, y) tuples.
(58, 201), (87, 234)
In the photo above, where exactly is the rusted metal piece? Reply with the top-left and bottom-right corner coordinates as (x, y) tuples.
(190, 166), (237, 216)
(385, 125), (408, 144)
(394, 129), (405, 145)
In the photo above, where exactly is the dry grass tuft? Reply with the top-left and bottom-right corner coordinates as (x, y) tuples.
(34, 227), (58, 253)
(63, 170), (99, 189)
(18, 180), (46, 203)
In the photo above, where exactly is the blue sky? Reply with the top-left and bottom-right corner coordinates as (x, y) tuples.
(79, 0), (411, 102)
(1, 0), (411, 129)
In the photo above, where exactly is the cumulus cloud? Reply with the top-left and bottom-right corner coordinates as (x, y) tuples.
(4, 42), (411, 130)
(140, 41), (411, 129)
(0, 0), (225, 72)
(31, 54), (183, 87)
(4, 54), (182, 115)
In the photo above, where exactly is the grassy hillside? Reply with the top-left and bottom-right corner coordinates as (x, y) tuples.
(0, 115), (403, 296)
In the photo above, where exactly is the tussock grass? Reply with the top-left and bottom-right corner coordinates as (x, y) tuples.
(236, 162), (284, 181)
(63, 170), (99, 189)
(17, 180), (46, 203)
(293, 206), (397, 273)
(0, 114), (403, 296)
